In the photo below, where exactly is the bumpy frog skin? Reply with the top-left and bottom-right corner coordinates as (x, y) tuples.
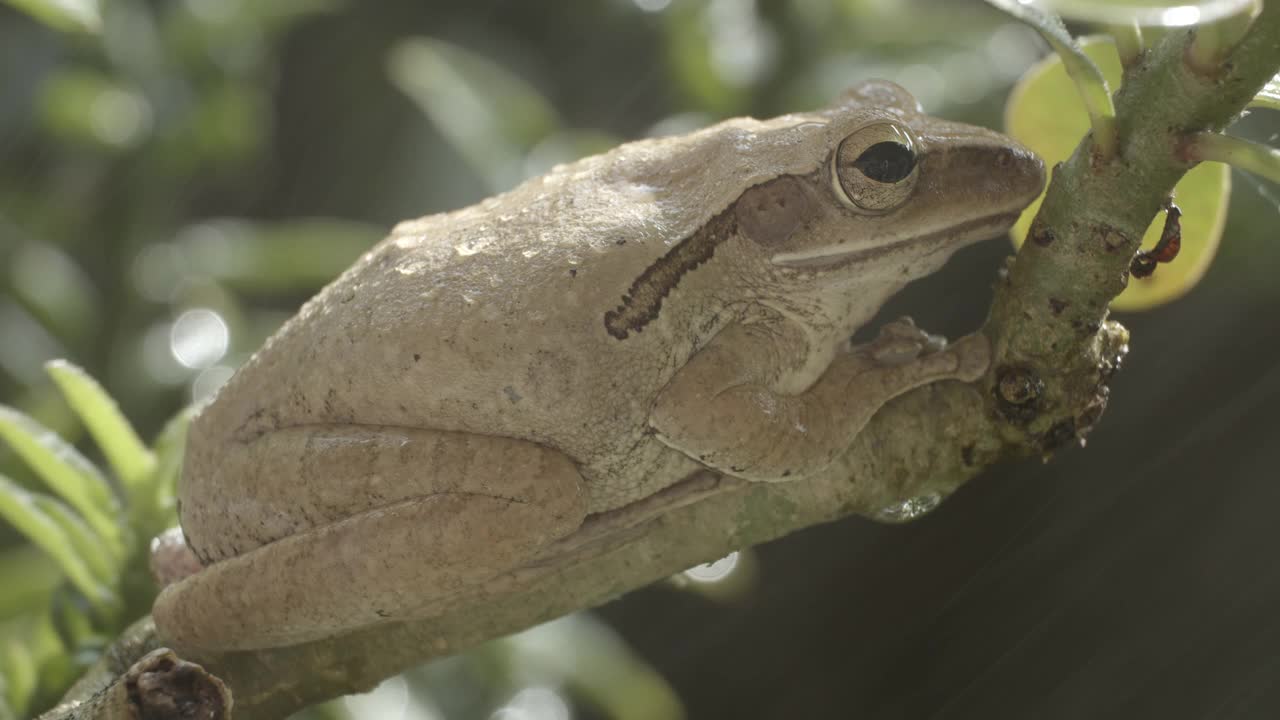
(151, 80), (1044, 653)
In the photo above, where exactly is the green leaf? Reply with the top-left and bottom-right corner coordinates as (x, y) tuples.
(51, 590), (104, 651)
(137, 406), (193, 535)
(2, 0), (100, 34)
(175, 218), (383, 294)
(984, 0), (1117, 157)
(0, 476), (118, 613)
(8, 243), (100, 344)
(0, 405), (124, 555)
(1005, 36), (1231, 311)
(1, 641), (35, 717)
(46, 359), (156, 499)
(0, 547), (62, 619)
(38, 71), (152, 151)
(1035, 0), (1258, 26)
(31, 495), (118, 584)
(0, 688), (15, 720)
(1250, 72), (1280, 110)
(387, 37), (560, 191)
(502, 615), (684, 720)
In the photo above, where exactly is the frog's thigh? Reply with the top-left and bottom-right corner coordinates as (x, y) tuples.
(155, 427), (586, 654)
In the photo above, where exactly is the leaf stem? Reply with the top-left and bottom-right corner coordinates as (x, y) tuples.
(1187, 132), (1280, 183)
(1109, 22), (1144, 69)
(1047, 36), (1118, 159)
(1187, 2), (1262, 74)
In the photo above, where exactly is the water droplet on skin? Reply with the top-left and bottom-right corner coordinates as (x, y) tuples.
(875, 493), (942, 523)
(684, 551), (740, 583)
(396, 259), (429, 275)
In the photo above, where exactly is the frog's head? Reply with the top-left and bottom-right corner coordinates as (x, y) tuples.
(600, 81), (1043, 341)
(732, 80), (1044, 282)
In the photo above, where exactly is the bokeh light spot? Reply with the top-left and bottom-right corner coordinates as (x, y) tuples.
(169, 309), (229, 369)
(633, 0), (671, 12)
(89, 88), (151, 147)
(491, 687), (571, 720)
(342, 675), (410, 720)
(1162, 6), (1202, 26)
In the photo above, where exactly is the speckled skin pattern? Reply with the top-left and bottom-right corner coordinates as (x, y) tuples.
(152, 80), (1044, 653)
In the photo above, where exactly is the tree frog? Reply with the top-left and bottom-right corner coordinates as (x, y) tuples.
(152, 80), (1044, 653)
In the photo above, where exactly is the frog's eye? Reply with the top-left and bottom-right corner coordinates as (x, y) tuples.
(831, 123), (919, 214)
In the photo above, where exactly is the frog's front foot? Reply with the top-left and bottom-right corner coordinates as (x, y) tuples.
(867, 316), (950, 366)
(856, 318), (989, 383)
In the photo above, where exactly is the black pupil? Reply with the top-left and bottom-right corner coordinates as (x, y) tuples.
(853, 141), (915, 183)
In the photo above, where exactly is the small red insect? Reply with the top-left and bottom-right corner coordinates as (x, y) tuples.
(1130, 200), (1182, 279)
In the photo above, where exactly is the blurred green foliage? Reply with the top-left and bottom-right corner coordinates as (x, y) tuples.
(2, 0), (1277, 718)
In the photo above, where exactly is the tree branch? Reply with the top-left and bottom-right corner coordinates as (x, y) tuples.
(41, 6), (1280, 718)
(41, 645), (229, 720)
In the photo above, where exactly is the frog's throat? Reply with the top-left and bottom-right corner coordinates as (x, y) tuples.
(603, 206), (737, 340)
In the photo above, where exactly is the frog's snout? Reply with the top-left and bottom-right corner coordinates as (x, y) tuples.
(996, 142), (1047, 209)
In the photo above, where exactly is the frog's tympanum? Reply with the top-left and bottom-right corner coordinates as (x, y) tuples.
(152, 81), (1044, 653)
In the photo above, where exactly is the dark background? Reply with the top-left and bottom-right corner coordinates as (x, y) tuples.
(2, 0), (1278, 718)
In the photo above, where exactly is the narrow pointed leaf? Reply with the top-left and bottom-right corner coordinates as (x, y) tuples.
(52, 590), (103, 649)
(0, 687), (15, 720)
(1, 641), (34, 717)
(0, 406), (123, 554)
(0, 475), (118, 612)
(0, 546), (61, 618)
(388, 37), (559, 192)
(46, 360), (156, 497)
(142, 407), (193, 532)
(31, 495), (118, 584)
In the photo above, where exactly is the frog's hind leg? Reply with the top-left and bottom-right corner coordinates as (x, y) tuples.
(152, 426), (586, 653)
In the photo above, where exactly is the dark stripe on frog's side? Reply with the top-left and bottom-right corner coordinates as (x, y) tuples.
(603, 205), (738, 340)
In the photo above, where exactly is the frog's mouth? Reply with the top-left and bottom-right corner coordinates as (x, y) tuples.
(769, 209), (1023, 269)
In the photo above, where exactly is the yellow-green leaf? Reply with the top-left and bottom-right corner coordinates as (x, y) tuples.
(0, 406), (124, 555)
(46, 360), (156, 498)
(0, 476), (117, 613)
(1005, 36), (1230, 311)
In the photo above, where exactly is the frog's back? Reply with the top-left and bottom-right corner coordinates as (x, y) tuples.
(189, 110), (845, 508)
(191, 158), (710, 509)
